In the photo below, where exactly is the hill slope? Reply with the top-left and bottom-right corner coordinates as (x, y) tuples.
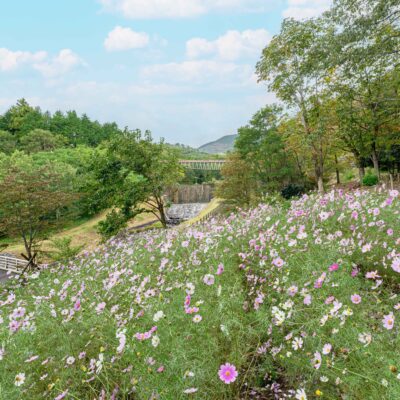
(1, 189), (400, 399)
(198, 134), (237, 154)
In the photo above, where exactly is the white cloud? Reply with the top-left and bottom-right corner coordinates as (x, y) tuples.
(33, 49), (84, 78)
(99, 0), (267, 19)
(0, 48), (47, 71)
(141, 60), (253, 85)
(186, 29), (271, 61)
(104, 26), (150, 51)
(283, 0), (332, 19)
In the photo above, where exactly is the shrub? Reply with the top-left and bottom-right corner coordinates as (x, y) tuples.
(47, 236), (84, 262)
(344, 170), (355, 182)
(281, 183), (305, 199)
(362, 173), (379, 186)
(97, 209), (128, 241)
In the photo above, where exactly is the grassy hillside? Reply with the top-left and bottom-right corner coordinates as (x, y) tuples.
(198, 135), (237, 154)
(0, 211), (157, 261)
(0, 188), (399, 399)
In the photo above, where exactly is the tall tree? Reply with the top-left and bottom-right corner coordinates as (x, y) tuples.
(256, 18), (334, 192)
(328, 0), (400, 178)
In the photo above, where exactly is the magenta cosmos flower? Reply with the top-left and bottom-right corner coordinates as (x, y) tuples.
(218, 363), (238, 384)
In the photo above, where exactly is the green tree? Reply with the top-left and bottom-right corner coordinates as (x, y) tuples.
(94, 130), (184, 238)
(0, 130), (17, 154)
(327, 0), (400, 179)
(216, 152), (254, 205)
(256, 19), (334, 192)
(20, 129), (65, 154)
(0, 163), (76, 262)
(235, 105), (298, 191)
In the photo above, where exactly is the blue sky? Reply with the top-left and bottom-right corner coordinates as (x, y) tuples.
(0, 0), (330, 146)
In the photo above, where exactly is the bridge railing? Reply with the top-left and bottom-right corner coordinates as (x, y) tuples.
(179, 160), (226, 171)
(0, 255), (27, 273)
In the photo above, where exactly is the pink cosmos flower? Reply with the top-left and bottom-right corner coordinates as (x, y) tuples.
(96, 302), (106, 314)
(287, 286), (298, 297)
(303, 295), (312, 305)
(325, 296), (335, 304)
(314, 272), (326, 288)
(217, 264), (224, 275)
(9, 320), (20, 333)
(203, 274), (215, 285)
(218, 363), (238, 384)
(185, 295), (191, 307)
(55, 390), (69, 400)
(351, 294), (362, 304)
(383, 313), (395, 330)
(366, 271), (380, 280)
(391, 257), (400, 273)
(74, 300), (81, 311)
(272, 257), (284, 268)
(387, 228), (394, 236)
(322, 343), (332, 355)
(328, 263), (339, 272)
(312, 351), (322, 369)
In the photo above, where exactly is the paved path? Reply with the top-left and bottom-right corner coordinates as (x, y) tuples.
(0, 269), (15, 284)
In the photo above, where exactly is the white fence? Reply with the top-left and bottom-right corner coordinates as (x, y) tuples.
(0, 255), (27, 273)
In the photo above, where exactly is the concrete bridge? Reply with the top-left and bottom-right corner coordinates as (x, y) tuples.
(179, 159), (226, 171)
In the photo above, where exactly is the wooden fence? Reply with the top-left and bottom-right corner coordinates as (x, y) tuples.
(0, 255), (26, 273)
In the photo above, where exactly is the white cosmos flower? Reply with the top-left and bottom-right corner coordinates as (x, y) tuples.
(14, 373), (25, 386)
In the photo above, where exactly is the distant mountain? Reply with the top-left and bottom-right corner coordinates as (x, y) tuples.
(198, 134), (237, 154)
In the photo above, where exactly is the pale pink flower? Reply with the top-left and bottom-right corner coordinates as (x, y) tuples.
(383, 313), (395, 330)
(203, 274), (215, 285)
(287, 286), (298, 297)
(351, 294), (362, 304)
(322, 343), (332, 355)
(193, 315), (202, 323)
(303, 295), (312, 305)
(391, 257), (400, 273)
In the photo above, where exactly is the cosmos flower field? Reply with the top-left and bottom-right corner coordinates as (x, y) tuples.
(1, 188), (399, 399)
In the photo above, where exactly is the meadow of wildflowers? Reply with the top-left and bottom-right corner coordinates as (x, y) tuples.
(0, 188), (399, 399)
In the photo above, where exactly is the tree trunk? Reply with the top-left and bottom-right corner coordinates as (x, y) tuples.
(355, 156), (365, 184)
(314, 158), (324, 193)
(314, 150), (324, 193)
(317, 175), (324, 193)
(22, 234), (32, 261)
(358, 166), (365, 184)
(155, 196), (168, 228)
(371, 143), (380, 179)
(334, 154), (340, 185)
